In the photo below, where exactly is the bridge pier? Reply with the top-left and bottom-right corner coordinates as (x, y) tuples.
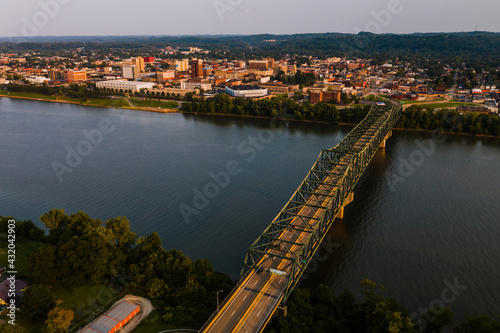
(379, 130), (392, 149)
(337, 192), (354, 219)
(273, 305), (287, 318)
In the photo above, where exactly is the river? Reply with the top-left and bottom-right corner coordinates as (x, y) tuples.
(1, 97), (499, 321)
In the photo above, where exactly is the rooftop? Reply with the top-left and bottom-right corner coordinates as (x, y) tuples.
(227, 85), (265, 91)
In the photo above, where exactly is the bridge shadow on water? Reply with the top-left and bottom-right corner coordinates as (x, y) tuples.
(296, 139), (396, 296)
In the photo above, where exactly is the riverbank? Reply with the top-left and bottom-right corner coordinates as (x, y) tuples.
(181, 110), (500, 139)
(0, 92), (180, 114)
(2, 93), (498, 138)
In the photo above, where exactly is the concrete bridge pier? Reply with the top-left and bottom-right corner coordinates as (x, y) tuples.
(379, 130), (393, 149)
(337, 192), (354, 219)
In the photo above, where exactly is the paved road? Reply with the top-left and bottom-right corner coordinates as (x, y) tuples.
(201, 110), (392, 333)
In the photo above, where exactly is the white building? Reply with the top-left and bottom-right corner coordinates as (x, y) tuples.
(26, 76), (50, 84)
(225, 85), (268, 98)
(96, 80), (155, 92)
(180, 82), (212, 91)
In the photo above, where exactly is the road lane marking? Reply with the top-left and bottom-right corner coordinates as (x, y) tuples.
(231, 311), (235, 317)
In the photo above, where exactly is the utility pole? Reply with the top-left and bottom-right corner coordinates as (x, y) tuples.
(217, 290), (224, 314)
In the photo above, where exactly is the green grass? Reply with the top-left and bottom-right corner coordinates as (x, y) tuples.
(52, 284), (110, 320)
(0, 91), (58, 100)
(129, 98), (178, 109)
(365, 94), (389, 102)
(0, 234), (47, 278)
(73, 98), (129, 108)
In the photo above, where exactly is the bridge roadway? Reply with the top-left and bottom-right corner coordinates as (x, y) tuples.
(201, 108), (393, 333)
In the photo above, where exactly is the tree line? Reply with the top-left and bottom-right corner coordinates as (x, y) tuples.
(181, 95), (500, 137)
(398, 106), (500, 136)
(181, 94), (370, 124)
(264, 281), (500, 333)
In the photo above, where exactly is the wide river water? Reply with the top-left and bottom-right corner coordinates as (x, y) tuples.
(1, 98), (499, 321)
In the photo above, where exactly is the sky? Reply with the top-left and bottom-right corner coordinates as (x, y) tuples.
(1, 0), (499, 38)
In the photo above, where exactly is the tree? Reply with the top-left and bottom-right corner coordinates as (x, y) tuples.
(105, 216), (137, 251)
(29, 245), (59, 285)
(40, 209), (69, 231)
(0, 324), (25, 333)
(146, 278), (169, 299)
(421, 306), (453, 333)
(361, 279), (416, 333)
(455, 315), (500, 333)
(42, 306), (74, 333)
(20, 285), (56, 322)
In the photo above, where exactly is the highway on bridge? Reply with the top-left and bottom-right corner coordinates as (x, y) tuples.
(200, 104), (400, 333)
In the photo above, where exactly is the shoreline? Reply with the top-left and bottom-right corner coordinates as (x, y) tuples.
(181, 111), (500, 139)
(0, 94), (180, 114)
(2, 94), (498, 138)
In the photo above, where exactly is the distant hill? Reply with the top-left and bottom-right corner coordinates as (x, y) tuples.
(1, 32), (499, 66)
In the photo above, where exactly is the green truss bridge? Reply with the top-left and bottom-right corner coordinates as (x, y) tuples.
(200, 103), (402, 333)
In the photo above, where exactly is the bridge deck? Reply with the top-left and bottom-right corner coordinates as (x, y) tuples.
(200, 105), (401, 333)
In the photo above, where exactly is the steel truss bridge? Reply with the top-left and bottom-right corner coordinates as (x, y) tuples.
(200, 103), (402, 333)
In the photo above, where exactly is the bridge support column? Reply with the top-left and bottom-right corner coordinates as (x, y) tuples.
(379, 130), (392, 149)
(337, 192), (354, 219)
(273, 305), (287, 318)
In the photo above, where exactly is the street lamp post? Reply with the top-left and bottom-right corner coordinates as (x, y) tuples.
(217, 290), (223, 314)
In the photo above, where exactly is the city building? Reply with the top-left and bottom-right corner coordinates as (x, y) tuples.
(225, 85), (268, 98)
(259, 83), (300, 94)
(309, 90), (341, 104)
(132, 57), (145, 72)
(103, 73), (122, 80)
(96, 80), (155, 92)
(81, 300), (139, 333)
(181, 82), (212, 91)
(122, 65), (140, 80)
(48, 69), (64, 80)
(167, 59), (189, 72)
(249, 60), (268, 70)
(156, 70), (176, 83)
(143, 57), (155, 63)
(191, 58), (203, 78)
(26, 76), (50, 84)
(64, 70), (87, 82)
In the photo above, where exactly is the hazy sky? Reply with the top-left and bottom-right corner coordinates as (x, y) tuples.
(1, 0), (499, 38)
